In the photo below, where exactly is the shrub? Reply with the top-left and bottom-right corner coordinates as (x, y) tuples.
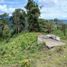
(3, 25), (11, 39)
(20, 59), (32, 67)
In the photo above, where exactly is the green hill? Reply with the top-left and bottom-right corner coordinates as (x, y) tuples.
(0, 32), (67, 67)
(0, 33), (38, 63)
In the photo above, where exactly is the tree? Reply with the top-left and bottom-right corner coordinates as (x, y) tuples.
(54, 18), (59, 29)
(0, 13), (8, 19)
(3, 24), (11, 39)
(0, 20), (4, 37)
(13, 9), (26, 33)
(0, 13), (9, 25)
(0, 13), (9, 37)
(61, 24), (66, 36)
(25, 0), (40, 32)
(46, 21), (53, 33)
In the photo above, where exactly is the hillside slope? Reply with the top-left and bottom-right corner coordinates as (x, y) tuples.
(0, 32), (39, 64)
(0, 32), (67, 67)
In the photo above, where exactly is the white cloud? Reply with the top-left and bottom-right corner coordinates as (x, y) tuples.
(0, 4), (15, 15)
(38, 0), (67, 19)
(39, 0), (58, 3)
(0, 0), (67, 19)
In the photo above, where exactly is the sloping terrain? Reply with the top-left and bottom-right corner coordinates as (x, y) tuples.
(0, 32), (67, 67)
(0, 32), (38, 64)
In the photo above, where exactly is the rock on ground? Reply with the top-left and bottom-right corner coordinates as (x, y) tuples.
(38, 34), (65, 48)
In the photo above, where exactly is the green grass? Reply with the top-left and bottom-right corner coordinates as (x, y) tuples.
(51, 29), (67, 40)
(0, 33), (38, 63)
(0, 32), (67, 67)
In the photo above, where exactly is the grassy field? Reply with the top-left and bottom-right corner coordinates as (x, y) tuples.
(0, 32), (67, 67)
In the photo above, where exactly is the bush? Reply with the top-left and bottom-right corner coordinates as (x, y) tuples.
(3, 25), (11, 39)
(20, 59), (32, 67)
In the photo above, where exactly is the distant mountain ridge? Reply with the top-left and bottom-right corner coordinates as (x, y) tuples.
(62, 20), (67, 24)
(0, 16), (67, 24)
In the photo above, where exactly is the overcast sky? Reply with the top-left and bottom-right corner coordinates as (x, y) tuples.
(0, 0), (67, 19)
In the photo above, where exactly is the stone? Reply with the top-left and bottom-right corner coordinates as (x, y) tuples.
(37, 34), (65, 48)
(46, 34), (60, 41)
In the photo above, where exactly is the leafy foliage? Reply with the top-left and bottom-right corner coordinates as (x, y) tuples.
(25, 0), (40, 31)
(13, 9), (26, 33)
